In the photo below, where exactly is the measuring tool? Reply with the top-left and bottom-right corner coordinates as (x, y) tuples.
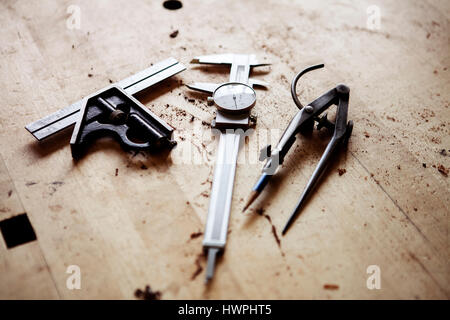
(242, 64), (353, 235)
(69, 85), (177, 158)
(25, 58), (185, 142)
(187, 53), (269, 282)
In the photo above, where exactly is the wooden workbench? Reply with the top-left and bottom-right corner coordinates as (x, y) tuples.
(0, 0), (448, 299)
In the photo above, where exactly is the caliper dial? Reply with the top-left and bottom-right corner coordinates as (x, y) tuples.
(213, 82), (256, 114)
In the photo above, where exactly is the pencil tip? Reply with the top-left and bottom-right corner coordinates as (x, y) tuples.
(242, 190), (259, 213)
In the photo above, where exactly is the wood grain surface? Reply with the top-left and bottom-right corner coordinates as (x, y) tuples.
(0, 0), (448, 299)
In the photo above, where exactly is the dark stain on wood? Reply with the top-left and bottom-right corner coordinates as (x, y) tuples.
(134, 285), (161, 300)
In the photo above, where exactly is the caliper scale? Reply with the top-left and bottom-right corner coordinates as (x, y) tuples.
(187, 54), (269, 282)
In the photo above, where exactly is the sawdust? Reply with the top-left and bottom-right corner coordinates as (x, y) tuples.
(134, 285), (161, 300)
(437, 164), (448, 177)
(257, 209), (283, 251)
(323, 284), (339, 290)
(190, 231), (203, 239)
(191, 252), (205, 280)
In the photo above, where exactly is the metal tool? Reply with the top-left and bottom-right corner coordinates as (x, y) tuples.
(187, 53), (269, 282)
(25, 58), (185, 141)
(70, 85), (176, 158)
(242, 64), (353, 235)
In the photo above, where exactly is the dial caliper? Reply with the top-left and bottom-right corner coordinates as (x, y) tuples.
(187, 53), (269, 282)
